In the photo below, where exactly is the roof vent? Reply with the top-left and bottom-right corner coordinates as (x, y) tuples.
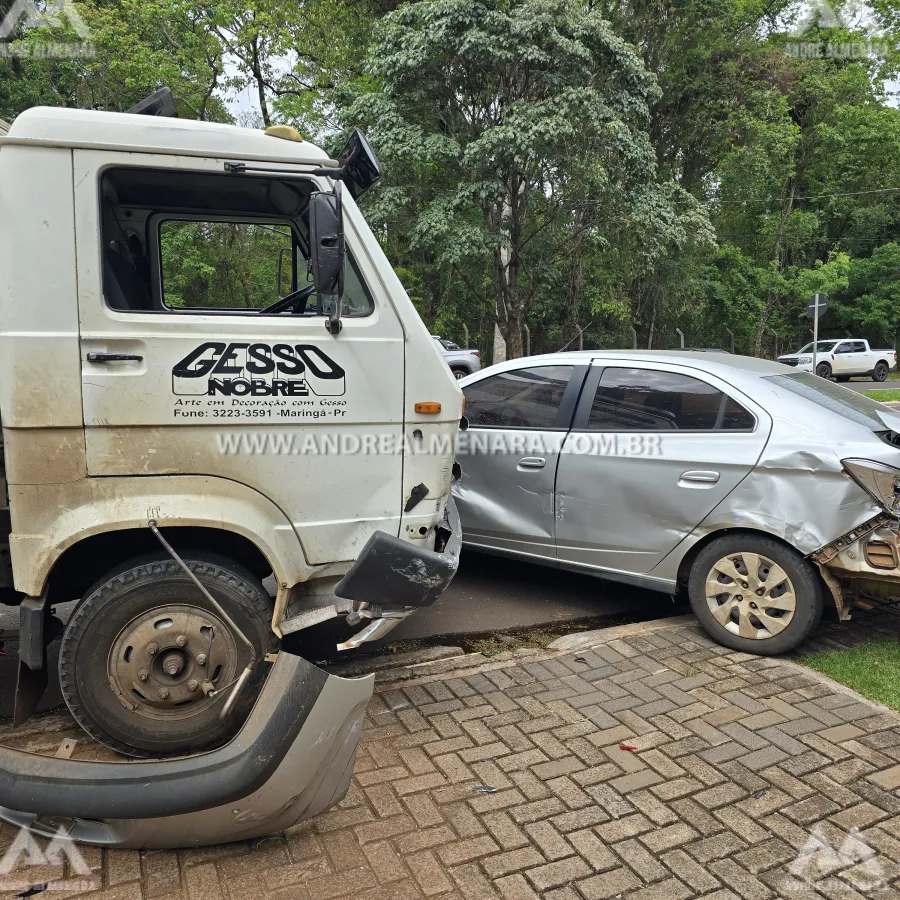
(265, 125), (303, 143)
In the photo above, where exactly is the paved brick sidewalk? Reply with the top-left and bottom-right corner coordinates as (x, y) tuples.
(1, 605), (900, 899)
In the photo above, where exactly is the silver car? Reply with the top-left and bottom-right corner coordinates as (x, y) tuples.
(454, 351), (900, 654)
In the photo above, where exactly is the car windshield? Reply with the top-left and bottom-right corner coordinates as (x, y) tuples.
(797, 341), (839, 353)
(764, 372), (886, 428)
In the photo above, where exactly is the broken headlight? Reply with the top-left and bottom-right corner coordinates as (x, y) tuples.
(843, 458), (900, 515)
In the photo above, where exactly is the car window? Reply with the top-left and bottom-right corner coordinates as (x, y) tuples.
(799, 341), (839, 353)
(464, 366), (574, 428)
(586, 367), (754, 431)
(764, 372), (885, 429)
(850, 341), (867, 353)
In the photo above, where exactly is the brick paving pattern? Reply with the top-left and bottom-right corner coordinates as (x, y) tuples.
(1, 603), (899, 899)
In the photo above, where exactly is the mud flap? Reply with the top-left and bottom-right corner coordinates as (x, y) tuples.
(0, 652), (374, 849)
(13, 591), (62, 726)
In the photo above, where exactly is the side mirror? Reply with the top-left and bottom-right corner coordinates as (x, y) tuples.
(310, 182), (345, 335)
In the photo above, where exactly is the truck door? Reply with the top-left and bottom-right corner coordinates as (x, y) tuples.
(73, 153), (405, 564)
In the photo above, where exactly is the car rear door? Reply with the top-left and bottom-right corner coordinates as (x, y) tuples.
(455, 362), (587, 559)
(554, 361), (771, 575)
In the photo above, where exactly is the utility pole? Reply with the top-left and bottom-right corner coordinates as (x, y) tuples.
(523, 323), (530, 357)
(808, 293), (828, 376)
(675, 328), (684, 349)
(629, 326), (637, 349)
(725, 328), (734, 353)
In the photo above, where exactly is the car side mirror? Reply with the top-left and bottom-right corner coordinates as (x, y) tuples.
(310, 182), (345, 335)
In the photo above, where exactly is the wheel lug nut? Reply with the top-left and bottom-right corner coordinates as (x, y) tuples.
(176, 635), (187, 648)
(138, 669), (149, 682)
(741, 582), (749, 589)
(147, 643), (158, 656)
(188, 679), (199, 692)
(750, 602), (758, 610)
(756, 588), (764, 596)
(158, 688), (170, 700)
(196, 653), (207, 666)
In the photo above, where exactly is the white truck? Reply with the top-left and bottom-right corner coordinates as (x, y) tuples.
(0, 98), (462, 848)
(778, 339), (897, 381)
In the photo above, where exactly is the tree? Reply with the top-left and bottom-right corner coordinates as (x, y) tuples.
(348, 0), (705, 357)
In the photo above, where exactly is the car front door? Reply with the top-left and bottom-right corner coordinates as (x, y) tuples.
(455, 363), (587, 559)
(554, 361), (771, 576)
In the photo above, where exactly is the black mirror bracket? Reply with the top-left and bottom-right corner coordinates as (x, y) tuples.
(325, 317), (343, 336)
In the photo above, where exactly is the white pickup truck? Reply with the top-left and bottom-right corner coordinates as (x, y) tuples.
(778, 339), (897, 382)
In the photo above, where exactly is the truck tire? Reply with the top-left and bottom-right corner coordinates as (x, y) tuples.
(873, 361), (889, 382)
(59, 554), (278, 758)
(451, 366), (468, 380)
(815, 362), (832, 379)
(688, 534), (823, 655)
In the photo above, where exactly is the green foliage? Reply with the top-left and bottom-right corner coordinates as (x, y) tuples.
(3, 0), (900, 358)
(801, 639), (900, 711)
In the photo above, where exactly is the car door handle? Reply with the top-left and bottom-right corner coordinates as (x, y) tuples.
(86, 353), (143, 363)
(679, 470), (720, 484)
(518, 457), (546, 469)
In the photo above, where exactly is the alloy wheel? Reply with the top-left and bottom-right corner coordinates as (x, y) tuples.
(705, 552), (797, 640)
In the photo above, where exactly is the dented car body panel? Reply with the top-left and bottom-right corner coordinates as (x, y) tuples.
(456, 351), (900, 607)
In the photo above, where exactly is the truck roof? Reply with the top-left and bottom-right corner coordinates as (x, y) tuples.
(2, 106), (334, 166)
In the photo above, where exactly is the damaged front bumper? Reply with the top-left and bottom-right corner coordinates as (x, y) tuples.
(0, 653), (373, 849)
(0, 498), (462, 849)
(279, 495), (463, 649)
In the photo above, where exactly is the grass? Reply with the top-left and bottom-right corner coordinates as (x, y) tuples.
(861, 389), (900, 402)
(799, 638), (900, 711)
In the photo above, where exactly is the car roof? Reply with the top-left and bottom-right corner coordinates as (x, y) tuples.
(495, 349), (788, 377)
(3, 107), (333, 166)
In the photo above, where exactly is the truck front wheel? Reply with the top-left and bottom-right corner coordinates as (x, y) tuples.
(58, 554), (277, 758)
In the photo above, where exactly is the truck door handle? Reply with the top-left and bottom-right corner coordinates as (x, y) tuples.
(86, 353), (143, 363)
(518, 457), (546, 469)
(679, 470), (720, 485)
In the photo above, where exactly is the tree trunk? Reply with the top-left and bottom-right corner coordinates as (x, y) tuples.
(492, 322), (507, 364)
(754, 178), (796, 357)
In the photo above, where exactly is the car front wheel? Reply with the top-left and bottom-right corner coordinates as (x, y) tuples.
(816, 362), (832, 379)
(451, 367), (467, 380)
(688, 534), (823, 655)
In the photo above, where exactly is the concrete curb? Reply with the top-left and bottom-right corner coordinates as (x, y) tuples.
(546, 613), (698, 652)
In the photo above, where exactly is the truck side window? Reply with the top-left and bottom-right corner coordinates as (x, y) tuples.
(99, 167), (373, 317)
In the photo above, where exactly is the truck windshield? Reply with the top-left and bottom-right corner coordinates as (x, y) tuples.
(764, 372), (885, 428)
(797, 341), (840, 353)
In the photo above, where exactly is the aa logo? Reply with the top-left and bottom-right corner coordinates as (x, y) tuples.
(0, 826), (97, 891)
(0, 0), (91, 40)
(787, 825), (884, 892)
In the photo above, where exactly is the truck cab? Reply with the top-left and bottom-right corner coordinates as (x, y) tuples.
(0, 106), (461, 759)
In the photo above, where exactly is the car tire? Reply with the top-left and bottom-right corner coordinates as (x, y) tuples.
(688, 534), (823, 655)
(873, 362), (889, 382)
(451, 367), (468, 380)
(815, 362), (832, 379)
(59, 553), (278, 758)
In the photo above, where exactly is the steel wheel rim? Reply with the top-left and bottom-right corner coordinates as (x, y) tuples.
(705, 552), (797, 640)
(108, 604), (238, 721)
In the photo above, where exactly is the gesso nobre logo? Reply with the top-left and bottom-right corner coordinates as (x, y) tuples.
(173, 342), (346, 398)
